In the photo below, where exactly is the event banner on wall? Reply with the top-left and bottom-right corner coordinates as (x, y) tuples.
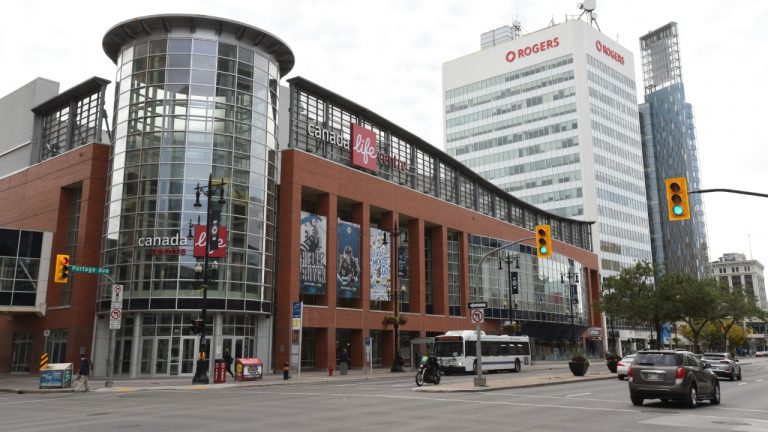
(369, 228), (391, 301)
(299, 211), (327, 295)
(336, 220), (361, 298)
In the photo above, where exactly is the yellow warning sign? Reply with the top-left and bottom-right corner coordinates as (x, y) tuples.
(39, 353), (49, 371)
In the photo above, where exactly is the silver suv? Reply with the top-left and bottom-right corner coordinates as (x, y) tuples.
(628, 350), (720, 408)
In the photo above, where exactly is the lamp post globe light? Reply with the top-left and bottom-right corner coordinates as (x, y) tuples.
(561, 270), (580, 347)
(191, 174), (226, 385)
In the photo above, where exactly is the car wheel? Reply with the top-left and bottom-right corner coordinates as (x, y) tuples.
(730, 371), (736, 381)
(685, 384), (698, 409)
(710, 382), (720, 405)
(630, 394), (643, 406)
(737, 370), (742, 381)
(617, 375), (624, 381)
(514, 359), (521, 373)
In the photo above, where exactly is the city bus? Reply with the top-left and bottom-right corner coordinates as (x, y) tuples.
(433, 330), (531, 374)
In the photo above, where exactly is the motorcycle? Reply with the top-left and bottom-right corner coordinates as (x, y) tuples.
(415, 355), (441, 386)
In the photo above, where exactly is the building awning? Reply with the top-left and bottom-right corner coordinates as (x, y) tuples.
(519, 321), (591, 342)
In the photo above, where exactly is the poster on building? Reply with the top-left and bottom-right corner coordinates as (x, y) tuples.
(337, 220), (361, 298)
(369, 228), (391, 301)
(299, 211), (327, 295)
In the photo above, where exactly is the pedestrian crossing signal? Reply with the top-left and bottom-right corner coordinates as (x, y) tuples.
(54, 254), (70, 283)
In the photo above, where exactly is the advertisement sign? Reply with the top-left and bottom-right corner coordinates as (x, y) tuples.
(292, 301), (303, 331)
(350, 124), (378, 171)
(570, 284), (579, 304)
(193, 225), (228, 258)
(509, 271), (519, 295)
(369, 228), (390, 301)
(299, 212), (327, 295)
(336, 221), (361, 298)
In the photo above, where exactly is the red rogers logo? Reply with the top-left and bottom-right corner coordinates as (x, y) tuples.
(595, 40), (624, 65)
(505, 37), (560, 62)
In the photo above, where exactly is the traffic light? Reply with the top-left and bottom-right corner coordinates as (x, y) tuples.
(54, 254), (70, 283)
(665, 177), (690, 221)
(535, 224), (552, 258)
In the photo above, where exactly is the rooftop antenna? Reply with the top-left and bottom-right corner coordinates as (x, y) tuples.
(511, 0), (523, 39)
(576, 0), (601, 31)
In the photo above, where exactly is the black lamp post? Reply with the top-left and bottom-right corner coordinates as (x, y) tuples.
(498, 253), (520, 332)
(382, 223), (406, 373)
(561, 270), (580, 347)
(191, 174), (226, 385)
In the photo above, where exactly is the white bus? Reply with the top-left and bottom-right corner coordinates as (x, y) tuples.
(433, 330), (531, 374)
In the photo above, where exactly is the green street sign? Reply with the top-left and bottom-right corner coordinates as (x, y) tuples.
(69, 265), (110, 275)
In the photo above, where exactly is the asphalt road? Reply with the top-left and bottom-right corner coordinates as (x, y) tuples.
(2, 358), (767, 432)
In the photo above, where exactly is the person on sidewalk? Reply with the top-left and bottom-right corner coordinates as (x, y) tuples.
(283, 362), (290, 380)
(223, 349), (234, 377)
(76, 354), (91, 392)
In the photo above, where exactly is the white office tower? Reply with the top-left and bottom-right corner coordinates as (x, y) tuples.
(443, 18), (652, 275)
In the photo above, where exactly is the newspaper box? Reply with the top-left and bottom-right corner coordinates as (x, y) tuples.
(39, 363), (73, 389)
(235, 358), (263, 381)
(214, 359), (227, 384)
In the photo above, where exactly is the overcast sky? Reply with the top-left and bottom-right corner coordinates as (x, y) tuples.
(2, 0), (767, 271)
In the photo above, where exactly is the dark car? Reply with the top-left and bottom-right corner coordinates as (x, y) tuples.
(702, 352), (742, 381)
(628, 350), (720, 408)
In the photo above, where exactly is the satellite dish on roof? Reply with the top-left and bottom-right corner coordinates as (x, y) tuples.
(582, 0), (596, 11)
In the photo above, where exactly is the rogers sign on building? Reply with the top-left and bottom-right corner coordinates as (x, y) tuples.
(505, 37), (560, 63)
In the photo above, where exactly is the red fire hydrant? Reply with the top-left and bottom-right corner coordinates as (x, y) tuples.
(328, 367), (334, 376)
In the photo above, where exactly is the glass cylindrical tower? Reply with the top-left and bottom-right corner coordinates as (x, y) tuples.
(98, 15), (294, 377)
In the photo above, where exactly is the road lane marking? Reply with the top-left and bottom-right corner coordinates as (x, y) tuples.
(565, 392), (591, 398)
(738, 382), (748, 386)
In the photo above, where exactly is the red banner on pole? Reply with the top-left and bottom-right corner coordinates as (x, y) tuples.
(194, 225), (227, 258)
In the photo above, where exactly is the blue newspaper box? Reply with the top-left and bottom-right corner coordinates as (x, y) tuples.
(39, 363), (73, 389)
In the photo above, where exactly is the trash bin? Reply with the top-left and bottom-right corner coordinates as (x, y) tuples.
(214, 359), (227, 384)
(39, 363), (73, 389)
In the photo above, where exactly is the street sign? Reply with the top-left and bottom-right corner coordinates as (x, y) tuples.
(110, 285), (123, 330)
(467, 302), (488, 309)
(70, 265), (111, 275)
(470, 308), (485, 324)
(292, 301), (303, 331)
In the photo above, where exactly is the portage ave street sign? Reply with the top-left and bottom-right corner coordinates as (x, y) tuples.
(70, 265), (110, 275)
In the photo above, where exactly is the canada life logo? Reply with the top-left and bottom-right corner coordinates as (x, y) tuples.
(350, 124), (378, 171)
(595, 40), (624, 65)
(506, 37), (560, 63)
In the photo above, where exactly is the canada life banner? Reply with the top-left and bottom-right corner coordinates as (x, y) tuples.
(350, 124), (378, 171)
(193, 225), (227, 258)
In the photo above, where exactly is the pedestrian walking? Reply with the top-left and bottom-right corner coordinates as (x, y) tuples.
(223, 349), (234, 377)
(76, 354), (91, 392)
(283, 361), (290, 380)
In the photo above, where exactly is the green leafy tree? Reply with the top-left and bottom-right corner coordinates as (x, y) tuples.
(669, 276), (721, 353)
(715, 284), (766, 352)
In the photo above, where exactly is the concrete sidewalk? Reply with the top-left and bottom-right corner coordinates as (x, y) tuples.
(0, 361), (616, 394)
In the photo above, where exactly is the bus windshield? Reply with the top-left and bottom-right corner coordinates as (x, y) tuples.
(434, 341), (464, 357)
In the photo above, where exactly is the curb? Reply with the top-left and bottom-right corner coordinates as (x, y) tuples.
(413, 374), (616, 393)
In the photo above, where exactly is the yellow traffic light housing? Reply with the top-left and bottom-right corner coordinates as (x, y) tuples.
(54, 254), (70, 283)
(535, 224), (552, 258)
(665, 177), (690, 221)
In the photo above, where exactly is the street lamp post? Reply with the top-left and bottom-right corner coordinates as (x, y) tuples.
(382, 223), (405, 373)
(191, 174), (226, 385)
(561, 271), (579, 347)
(498, 253), (520, 332)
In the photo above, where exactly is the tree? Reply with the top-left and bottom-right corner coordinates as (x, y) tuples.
(715, 284), (766, 352)
(670, 276), (721, 353)
(601, 261), (680, 349)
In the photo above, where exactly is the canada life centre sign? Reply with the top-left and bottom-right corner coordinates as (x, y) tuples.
(306, 123), (409, 173)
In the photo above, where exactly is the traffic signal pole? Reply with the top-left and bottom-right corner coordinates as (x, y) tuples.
(689, 188), (768, 198)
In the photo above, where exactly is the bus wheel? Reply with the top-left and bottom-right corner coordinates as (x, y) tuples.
(472, 361), (478, 374)
(513, 359), (521, 373)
